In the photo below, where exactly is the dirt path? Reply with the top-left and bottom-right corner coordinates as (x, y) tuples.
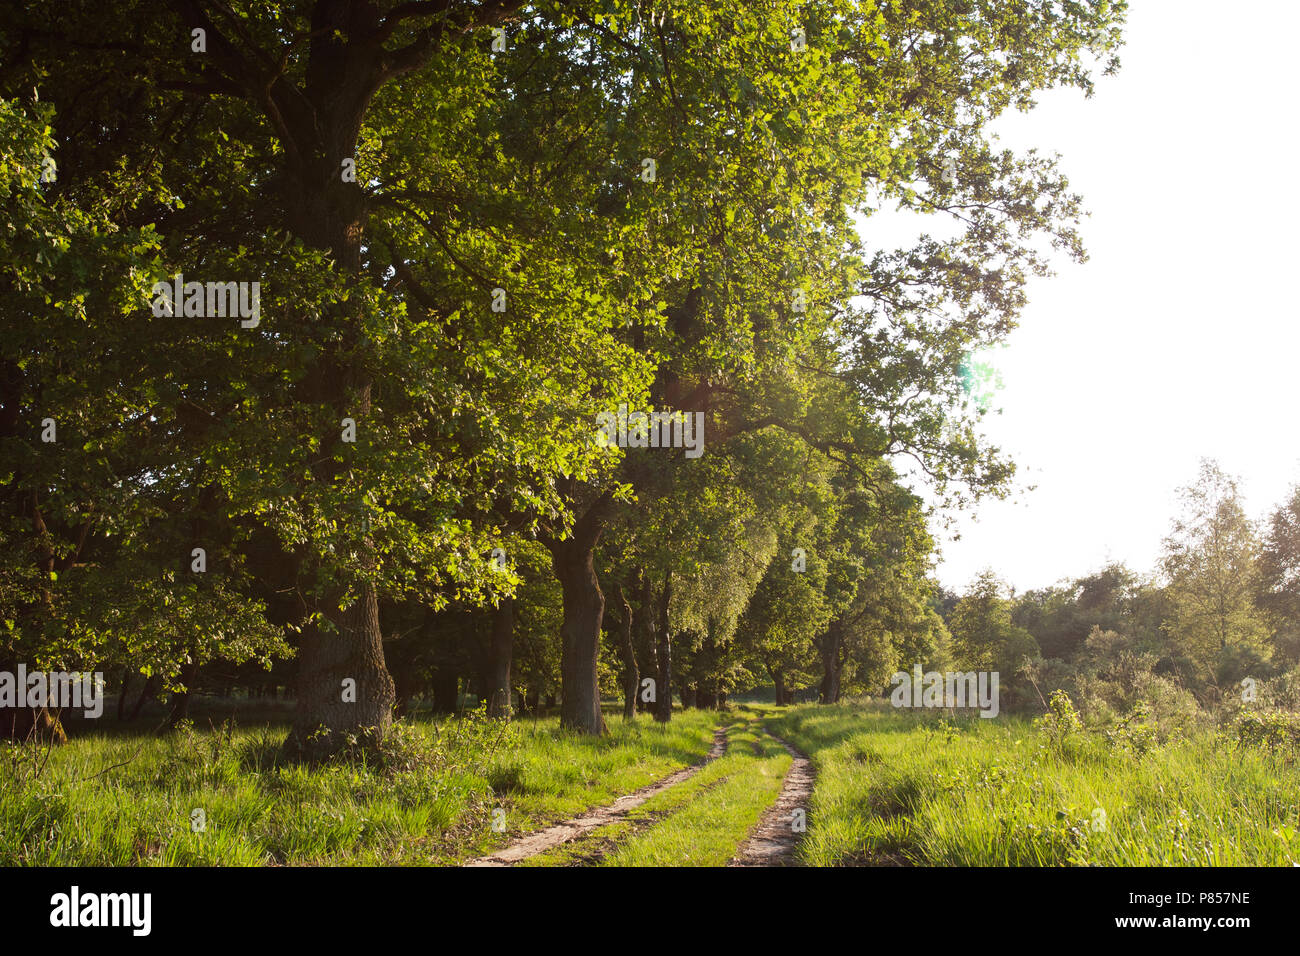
(728, 729), (814, 867)
(464, 725), (729, 867)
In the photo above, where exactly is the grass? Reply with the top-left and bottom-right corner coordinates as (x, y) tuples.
(0, 705), (722, 866)
(522, 708), (791, 867)
(770, 699), (1300, 867)
(604, 713), (790, 867)
(12, 695), (1291, 867)
(474, 707), (721, 856)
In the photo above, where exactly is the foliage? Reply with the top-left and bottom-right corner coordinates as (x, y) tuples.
(1035, 689), (1083, 755)
(1160, 460), (1273, 686)
(1233, 709), (1300, 758)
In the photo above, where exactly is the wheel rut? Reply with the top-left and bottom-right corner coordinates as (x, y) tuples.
(465, 725), (729, 867)
(728, 728), (814, 867)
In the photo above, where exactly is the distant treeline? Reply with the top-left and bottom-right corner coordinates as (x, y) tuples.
(941, 460), (1300, 729)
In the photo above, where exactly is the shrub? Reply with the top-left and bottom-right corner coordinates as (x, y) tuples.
(1130, 673), (1200, 740)
(1104, 700), (1159, 756)
(1262, 667), (1300, 711)
(1234, 710), (1300, 757)
(1035, 689), (1083, 754)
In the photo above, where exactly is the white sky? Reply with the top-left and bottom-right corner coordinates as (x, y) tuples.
(874, 1), (1300, 595)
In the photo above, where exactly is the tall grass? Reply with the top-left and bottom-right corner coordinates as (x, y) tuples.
(771, 700), (1300, 866)
(0, 707), (721, 866)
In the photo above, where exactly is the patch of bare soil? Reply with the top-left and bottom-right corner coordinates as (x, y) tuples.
(728, 730), (814, 867)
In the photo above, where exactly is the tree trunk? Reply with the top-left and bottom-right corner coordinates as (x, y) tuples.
(166, 660), (199, 729)
(820, 620), (843, 704)
(832, 643), (847, 703)
(275, 31), (395, 758)
(128, 674), (157, 720)
(286, 581), (395, 756)
(543, 497), (609, 735)
(548, 534), (607, 735)
(0, 659), (67, 744)
(165, 693), (191, 728)
(611, 582), (639, 720)
(772, 670), (787, 707)
(391, 662), (423, 720)
(2, 707), (66, 744)
(485, 597), (514, 719)
(654, 570), (673, 723)
(116, 669), (130, 721)
(634, 571), (655, 714)
(432, 669), (459, 713)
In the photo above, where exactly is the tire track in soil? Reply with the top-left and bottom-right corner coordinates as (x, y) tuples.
(727, 729), (814, 867)
(464, 725), (730, 867)
(551, 775), (734, 867)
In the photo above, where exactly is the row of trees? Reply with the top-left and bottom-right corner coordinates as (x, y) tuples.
(0, 0), (1127, 752)
(940, 460), (1300, 719)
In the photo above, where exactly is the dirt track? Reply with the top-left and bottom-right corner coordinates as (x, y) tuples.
(465, 726), (730, 867)
(728, 730), (814, 867)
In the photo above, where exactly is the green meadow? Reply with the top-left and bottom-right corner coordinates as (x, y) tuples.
(772, 702), (1300, 867)
(5, 696), (1296, 867)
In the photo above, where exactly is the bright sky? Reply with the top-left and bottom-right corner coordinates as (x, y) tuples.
(879, 1), (1300, 595)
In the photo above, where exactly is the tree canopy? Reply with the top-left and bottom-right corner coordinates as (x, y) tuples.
(1, 0), (1129, 745)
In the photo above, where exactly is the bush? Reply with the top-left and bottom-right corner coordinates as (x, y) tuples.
(1215, 644), (1272, 691)
(1035, 690), (1083, 754)
(1066, 630), (1200, 739)
(1234, 710), (1300, 757)
(1130, 673), (1200, 740)
(1104, 700), (1158, 756)
(1261, 667), (1300, 711)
